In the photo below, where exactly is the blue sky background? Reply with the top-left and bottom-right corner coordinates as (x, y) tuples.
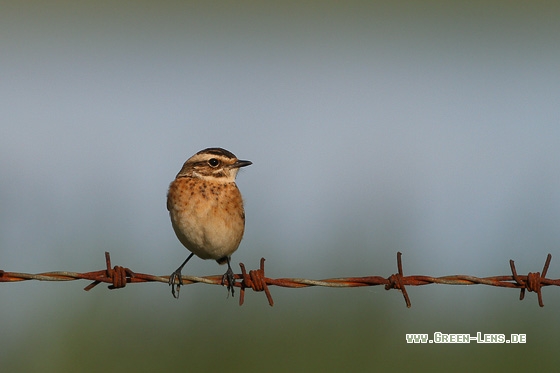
(1, 1), (559, 371)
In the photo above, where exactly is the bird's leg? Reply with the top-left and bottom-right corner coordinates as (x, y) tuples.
(221, 257), (236, 297)
(169, 252), (194, 299)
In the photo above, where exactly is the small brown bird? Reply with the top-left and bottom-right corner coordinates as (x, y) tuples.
(167, 147), (252, 298)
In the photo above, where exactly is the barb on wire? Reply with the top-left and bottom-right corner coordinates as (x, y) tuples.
(1, 252), (559, 308)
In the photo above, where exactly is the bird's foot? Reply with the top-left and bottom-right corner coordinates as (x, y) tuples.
(169, 269), (183, 299)
(222, 267), (236, 297)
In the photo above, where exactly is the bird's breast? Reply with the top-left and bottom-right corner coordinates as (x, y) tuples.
(167, 178), (245, 260)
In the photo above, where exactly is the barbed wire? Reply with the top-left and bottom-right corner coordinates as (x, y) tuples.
(1, 252), (558, 308)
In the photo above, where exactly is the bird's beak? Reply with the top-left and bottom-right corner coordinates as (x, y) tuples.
(232, 160), (252, 168)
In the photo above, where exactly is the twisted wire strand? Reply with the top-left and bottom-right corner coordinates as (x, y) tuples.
(1, 252), (558, 308)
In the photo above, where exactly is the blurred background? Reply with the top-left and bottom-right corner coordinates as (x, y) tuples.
(1, 1), (559, 371)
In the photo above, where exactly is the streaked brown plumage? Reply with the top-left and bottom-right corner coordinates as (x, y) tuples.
(167, 147), (252, 298)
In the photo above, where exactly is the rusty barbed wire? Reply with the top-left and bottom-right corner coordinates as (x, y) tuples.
(1, 252), (559, 308)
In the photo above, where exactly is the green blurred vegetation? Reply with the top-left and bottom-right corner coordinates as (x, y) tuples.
(2, 278), (559, 372)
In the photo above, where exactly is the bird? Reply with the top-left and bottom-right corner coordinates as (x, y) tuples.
(167, 147), (252, 298)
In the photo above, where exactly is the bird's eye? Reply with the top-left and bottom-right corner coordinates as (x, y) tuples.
(208, 158), (220, 167)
